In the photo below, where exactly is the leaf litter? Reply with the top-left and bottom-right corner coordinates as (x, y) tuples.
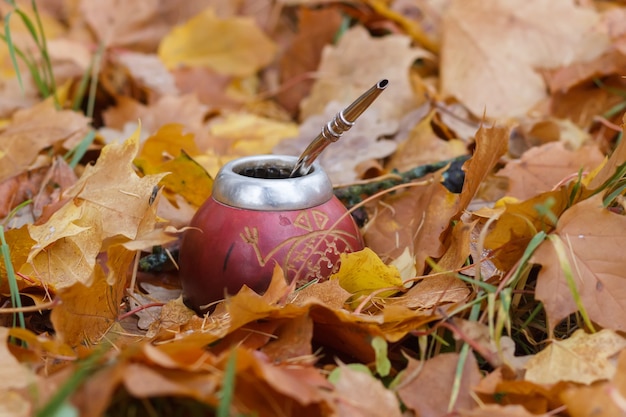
(0, 1), (626, 416)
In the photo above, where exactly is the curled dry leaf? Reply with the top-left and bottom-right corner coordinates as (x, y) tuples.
(363, 171), (459, 275)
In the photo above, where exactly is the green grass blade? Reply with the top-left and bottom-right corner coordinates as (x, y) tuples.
(509, 231), (547, 287)
(29, 0), (58, 106)
(86, 43), (104, 119)
(13, 9), (39, 45)
(36, 348), (106, 417)
(217, 349), (237, 417)
(0, 225), (25, 330)
(371, 336), (391, 377)
(3, 11), (24, 93)
(603, 181), (626, 207)
(64, 130), (96, 168)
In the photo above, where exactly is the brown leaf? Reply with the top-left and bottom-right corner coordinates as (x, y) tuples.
(0, 327), (36, 391)
(457, 124), (509, 215)
(50, 255), (128, 346)
(79, 0), (216, 50)
(276, 7), (343, 115)
(498, 142), (604, 200)
(332, 366), (402, 417)
(363, 172), (460, 275)
(533, 194), (626, 331)
(441, 0), (609, 117)
(386, 110), (466, 173)
(300, 26), (430, 121)
(485, 187), (570, 271)
(397, 352), (482, 416)
(0, 100), (90, 182)
(102, 94), (208, 140)
(63, 126), (165, 241)
(390, 274), (470, 309)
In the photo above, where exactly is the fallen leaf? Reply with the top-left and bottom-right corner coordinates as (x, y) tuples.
(135, 123), (200, 166)
(276, 7), (343, 114)
(211, 112), (299, 157)
(457, 124), (509, 216)
(441, 0), (609, 117)
(63, 125), (166, 241)
(300, 25), (429, 121)
(363, 171), (460, 275)
(80, 0), (215, 50)
(485, 186), (571, 271)
(390, 274), (470, 309)
(331, 247), (403, 298)
(158, 8), (277, 76)
(459, 404), (550, 417)
(135, 125), (213, 206)
(50, 251), (129, 346)
(102, 95), (208, 140)
(533, 194), (626, 331)
(525, 329), (626, 385)
(560, 349), (626, 417)
(498, 142), (604, 200)
(397, 352), (482, 416)
(0, 100), (90, 182)
(0, 327), (36, 390)
(25, 202), (102, 289)
(387, 110), (466, 173)
(332, 365), (402, 417)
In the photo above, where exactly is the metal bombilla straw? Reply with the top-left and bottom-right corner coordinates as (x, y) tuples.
(289, 79), (389, 178)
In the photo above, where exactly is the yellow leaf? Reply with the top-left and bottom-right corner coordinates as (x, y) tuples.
(525, 329), (626, 385)
(63, 124), (166, 240)
(158, 8), (277, 76)
(26, 202), (102, 289)
(157, 151), (213, 207)
(210, 113), (299, 156)
(135, 123), (200, 169)
(135, 124), (213, 207)
(332, 248), (403, 297)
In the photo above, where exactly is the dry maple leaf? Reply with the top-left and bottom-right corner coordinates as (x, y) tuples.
(532, 194), (626, 332)
(440, 0), (609, 118)
(63, 126), (166, 241)
(300, 26), (431, 122)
